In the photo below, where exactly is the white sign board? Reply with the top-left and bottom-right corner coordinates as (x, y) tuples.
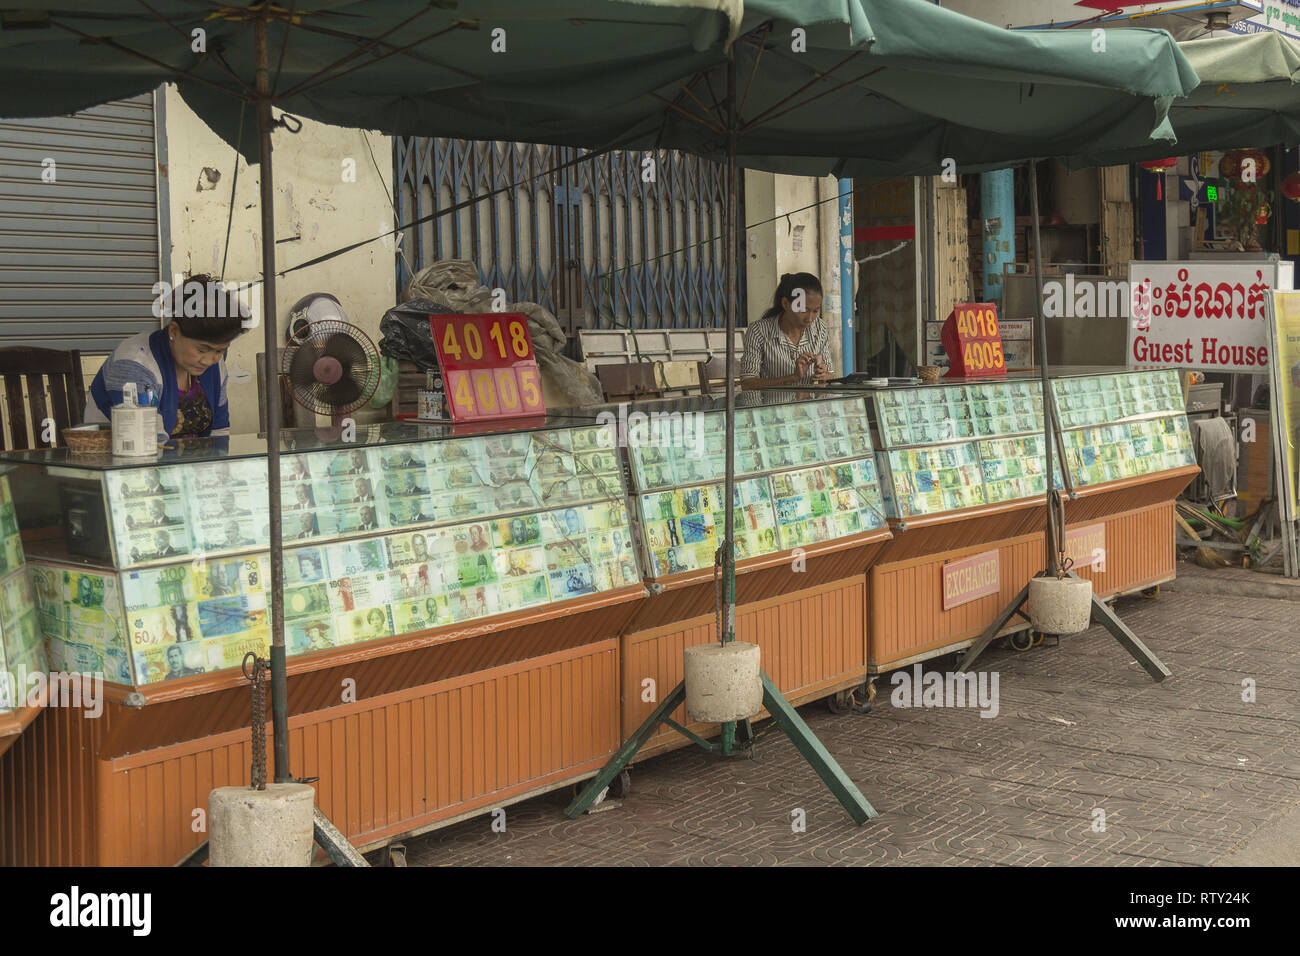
(1127, 261), (1289, 372)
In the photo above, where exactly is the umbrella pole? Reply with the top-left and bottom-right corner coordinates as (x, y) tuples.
(254, 15), (290, 785)
(1028, 160), (1060, 574)
(956, 161), (1170, 683)
(250, 13), (367, 866)
(566, 50), (878, 825)
(718, 47), (739, 757)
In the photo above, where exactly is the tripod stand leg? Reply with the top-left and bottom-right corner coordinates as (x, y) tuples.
(760, 671), (877, 824)
(1088, 594), (1171, 682)
(957, 584), (1030, 673)
(564, 680), (687, 819)
(313, 806), (369, 867)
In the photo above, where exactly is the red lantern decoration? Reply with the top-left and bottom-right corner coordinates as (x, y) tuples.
(1282, 171), (1300, 202)
(1223, 148), (1271, 181)
(1138, 157), (1178, 200)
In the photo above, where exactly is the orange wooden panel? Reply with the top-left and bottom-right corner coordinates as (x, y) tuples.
(5, 639), (621, 866)
(868, 532), (1044, 669)
(621, 576), (867, 760)
(1067, 501), (1176, 599)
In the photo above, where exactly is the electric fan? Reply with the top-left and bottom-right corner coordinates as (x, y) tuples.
(281, 307), (381, 426)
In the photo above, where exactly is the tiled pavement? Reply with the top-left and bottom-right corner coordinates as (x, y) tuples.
(396, 564), (1300, 866)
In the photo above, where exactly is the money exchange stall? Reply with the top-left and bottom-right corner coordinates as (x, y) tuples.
(846, 367), (1197, 685)
(610, 391), (892, 758)
(0, 418), (648, 866)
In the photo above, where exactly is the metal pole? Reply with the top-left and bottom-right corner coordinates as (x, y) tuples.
(254, 14), (290, 783)
(719, 51), (738, 757)
(722, 53), (738, 646)
(1028, 160), (1059, 575)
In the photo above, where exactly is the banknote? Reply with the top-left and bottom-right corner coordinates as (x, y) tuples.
(391, 595), (452, 635)
(386, 563), (440, 601)
(121, 521), (192, 565)
(204, 631), (271, 673)
(495, 576), (548, 612)
(195, 555), (266, 600)
(494, 514), (541, 548)
(284, 582), (332, 620)
(548, 565), (596, 599)
(190, 514), (266, 555)
(323, 538), (387, 578)
(127, 601), (203, 648)
(287, 618), (336, 656)
(29, 563), (64, 638)
(284, 546), (327, 586)
(327, 572), (389, 614)
(108, 466), (183, 501)
(333, 607), (394, 646)
(133, 640), (206, 684)
(323, 447), (374, 479)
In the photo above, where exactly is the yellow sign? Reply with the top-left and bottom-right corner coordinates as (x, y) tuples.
(1267, 293), (1300, 519)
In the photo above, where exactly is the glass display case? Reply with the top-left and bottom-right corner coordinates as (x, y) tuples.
(624, 393), (888, 576)
(0, 473), (47, 714)
(1051, 370), (1195, 488)
(2, 419), (640, 687)
(870, 379), (1057, 518)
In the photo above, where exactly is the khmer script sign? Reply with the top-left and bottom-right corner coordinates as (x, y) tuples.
(1127, 261), (1292, 372)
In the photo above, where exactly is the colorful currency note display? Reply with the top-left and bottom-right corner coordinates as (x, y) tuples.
(105, 466), (193, 567)
(121, 555), (270, 684)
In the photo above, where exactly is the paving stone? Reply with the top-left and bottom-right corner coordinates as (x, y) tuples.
(402, 587), (1300, 867)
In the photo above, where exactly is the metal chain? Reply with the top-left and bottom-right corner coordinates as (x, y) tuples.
(714, 541), (723, 644)
(243, 652), (269, 791)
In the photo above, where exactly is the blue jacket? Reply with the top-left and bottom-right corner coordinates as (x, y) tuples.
(86, 329), (230, 441)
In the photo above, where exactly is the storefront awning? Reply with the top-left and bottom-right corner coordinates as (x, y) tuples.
(1069, 31), (1300, 165)
(0, 0), (1198, 177)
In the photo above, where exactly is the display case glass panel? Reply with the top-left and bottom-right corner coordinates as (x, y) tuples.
(872, 379), (1057, 518)
(627, 394), (887, 577)
(1052, 370), (1195, 487)
(3, 419), (641, 686)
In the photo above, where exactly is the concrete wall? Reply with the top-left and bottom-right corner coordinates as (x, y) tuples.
(743, 170), (845, 372)
(160, 85), (396, 436)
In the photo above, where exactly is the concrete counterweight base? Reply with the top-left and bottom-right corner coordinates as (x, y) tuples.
(209, 783), (315, 867)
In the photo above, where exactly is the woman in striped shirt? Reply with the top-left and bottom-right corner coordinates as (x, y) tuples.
(739, 272), (835, 390)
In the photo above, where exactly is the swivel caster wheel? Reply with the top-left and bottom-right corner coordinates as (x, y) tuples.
(608, 770), (632, 800)
(1141, 585), (1160, 599)
(1009, 631), (1035, 652)
(827, 689), (855, 714)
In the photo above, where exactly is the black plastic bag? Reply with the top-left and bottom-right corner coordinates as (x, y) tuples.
(377, 297), (457, 370)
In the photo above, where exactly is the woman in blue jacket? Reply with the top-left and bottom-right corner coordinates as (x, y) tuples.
(85, 275), (248, 441)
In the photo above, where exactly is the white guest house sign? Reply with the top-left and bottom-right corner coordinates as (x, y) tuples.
(1127, 261), (1293, 372)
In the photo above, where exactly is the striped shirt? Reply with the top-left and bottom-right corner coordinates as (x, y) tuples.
(739, 314), (833, 386)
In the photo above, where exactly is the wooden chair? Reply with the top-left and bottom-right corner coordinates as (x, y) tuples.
(595, 362), (663, 403)
(0, 347), (86, 450)
(696, 354), (740, 395)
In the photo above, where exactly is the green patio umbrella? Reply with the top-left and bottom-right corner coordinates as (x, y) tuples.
(0, 0), (1198, 831)
(1069, 31), (1300, 166)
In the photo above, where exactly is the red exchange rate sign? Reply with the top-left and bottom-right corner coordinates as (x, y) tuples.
(941, 302), (1007, 378)
(429, 313), (546, 421)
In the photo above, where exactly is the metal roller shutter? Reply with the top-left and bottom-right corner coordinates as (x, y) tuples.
(0, 93), (161, 351)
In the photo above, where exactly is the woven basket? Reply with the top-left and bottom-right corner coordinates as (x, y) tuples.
(917, 365), (942, 383)
(63, 425), (113, 453)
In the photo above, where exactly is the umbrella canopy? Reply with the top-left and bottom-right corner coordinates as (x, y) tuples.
(1070, 31), (1300, 166)
(0, 0), (1197, 173)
